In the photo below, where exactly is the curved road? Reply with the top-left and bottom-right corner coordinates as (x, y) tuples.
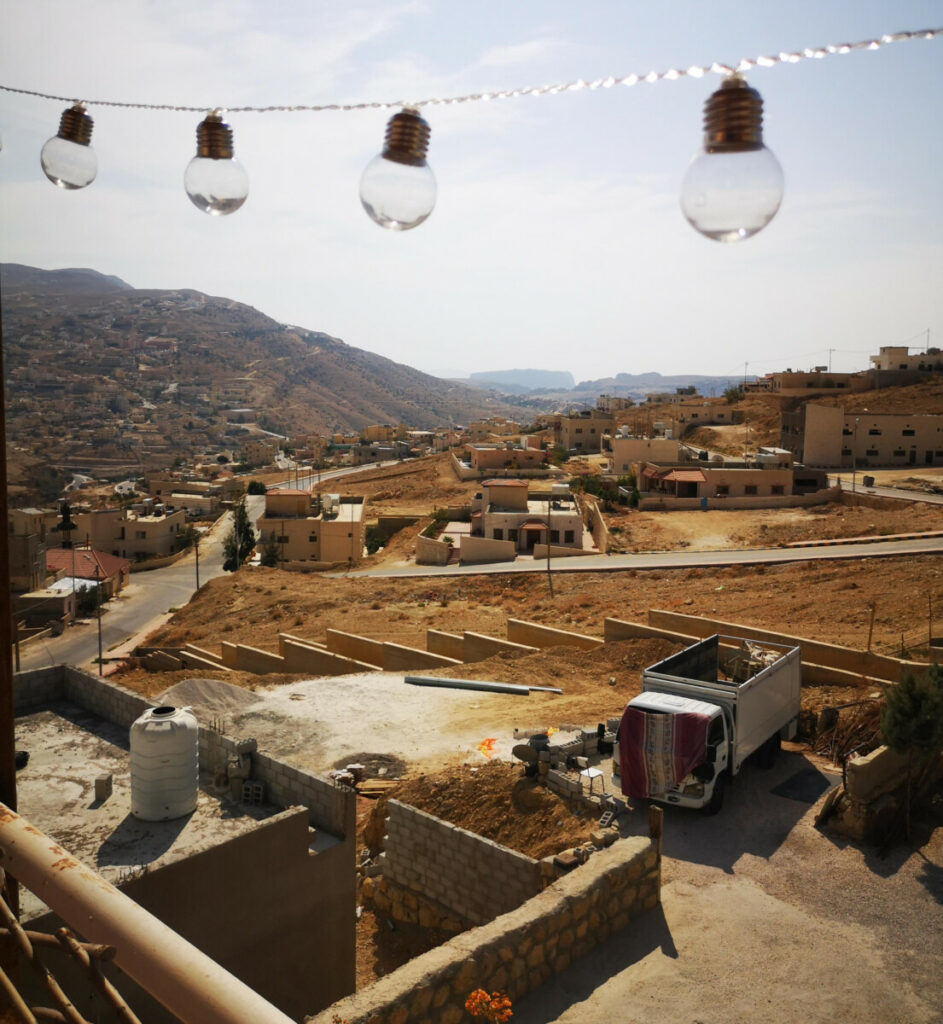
(21, 465), (943, 669)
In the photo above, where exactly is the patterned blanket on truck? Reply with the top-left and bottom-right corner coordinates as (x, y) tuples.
(619, 706), (710, 799)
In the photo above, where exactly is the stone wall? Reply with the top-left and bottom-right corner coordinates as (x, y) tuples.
(381, 642), (461, 671)
(308, 835), (660, 1024)
(417, 534), (451, 566)
(381, 800), (545, 926)
(639, 486), (840, 511)
(459, 536), (516, 564)
(326, 628), (385, 667)
(427, 630), (464, 660)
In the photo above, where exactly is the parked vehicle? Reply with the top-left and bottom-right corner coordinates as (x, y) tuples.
(617, 634), (801, 813)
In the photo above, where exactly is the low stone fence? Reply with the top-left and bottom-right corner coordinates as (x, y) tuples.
(309, 834), (660, 1024)
(417, 534), (451, 566)
(128, 547), (191, 573)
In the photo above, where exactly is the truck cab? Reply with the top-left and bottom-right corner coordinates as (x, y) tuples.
(622, 692), (729, 812)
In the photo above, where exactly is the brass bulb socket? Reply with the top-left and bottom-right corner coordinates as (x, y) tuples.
(195, 112), (235, 160)
(382, 108), (430, 167)
(57, 103), (94, 147)
(703, 76), (764, 153)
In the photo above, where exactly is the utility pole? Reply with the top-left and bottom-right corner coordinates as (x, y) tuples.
(546, 491), (554, 598)
(194, 531), (200, 590)
(852, 418), (860, 493)
(94, 561), (103, 676)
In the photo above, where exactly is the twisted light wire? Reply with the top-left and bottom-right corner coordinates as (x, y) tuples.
(0, 28), (939, 114)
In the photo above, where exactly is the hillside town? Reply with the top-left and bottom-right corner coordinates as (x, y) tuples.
(4, 269), (943, 1024)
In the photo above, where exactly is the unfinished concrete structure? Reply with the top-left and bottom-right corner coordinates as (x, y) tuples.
(12, 665), (357, 1021)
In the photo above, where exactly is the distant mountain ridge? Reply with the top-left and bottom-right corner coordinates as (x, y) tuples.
(468, 368), (576, 393)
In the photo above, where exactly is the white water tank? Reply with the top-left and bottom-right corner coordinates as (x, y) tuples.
(130, 706), (199, 821)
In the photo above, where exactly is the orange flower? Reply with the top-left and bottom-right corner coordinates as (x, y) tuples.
(466, 988), (513, 1021)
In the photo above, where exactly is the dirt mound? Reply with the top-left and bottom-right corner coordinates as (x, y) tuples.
(385, 760), (598, 860)
(158, 677), (262, 717)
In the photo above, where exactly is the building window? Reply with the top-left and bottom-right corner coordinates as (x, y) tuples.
(868, 428), (881, 436)
(550, 529), (560, 543)
(508, 529), (518, 543)
(575, 428), (583, 434)
(893, 450), (905, 458)
(493, 528), (503, 540)
(841, 448), (852, 456)
(564, 530), (575, 544)
(716, 486), (729, 496)
(744, 485), (758, 495)
(135, 531), (145, 540)
(309, 534), (318, 543)
(771, 485), (785, 496)
(278, 536), (287, 544)
(842, 428), (852, 436)
(903, 429), (915, 436)
(866, 449), (878, 457)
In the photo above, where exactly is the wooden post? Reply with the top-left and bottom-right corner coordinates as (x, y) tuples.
(867, 602), (876, 652)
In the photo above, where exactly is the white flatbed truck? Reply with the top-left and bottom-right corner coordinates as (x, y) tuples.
(619, 634), (801, 814)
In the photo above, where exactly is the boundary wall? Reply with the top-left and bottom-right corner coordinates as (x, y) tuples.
(459, 536), (516, 564)
(638, 485), (840, 512)
(380, 800), (545, 926)
(427, 630), (464, 660)
(417, 534), (451, 565)
(578, 493), (611, 553)
(309, 835), (660, 1024)
(326, 629), (385, 666)
(463, 632), (538, 663)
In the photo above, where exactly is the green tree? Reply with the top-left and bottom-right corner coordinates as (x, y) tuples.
(723, 385), (741, 405)
(259, 530), (280, 567)
(247, 480), (267, 495)
(880, 665), (943, 839)
(222, 495), (256, 572)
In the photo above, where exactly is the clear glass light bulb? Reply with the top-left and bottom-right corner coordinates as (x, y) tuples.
(41, 104), (97, 190)
(184, 110), (248, 216)
(680, 75), (784, 243)
(680, 146), (783, 242)
(184, 156), (249, 216)
(360, 108), (436, 231)
(360, 155), (437, 230)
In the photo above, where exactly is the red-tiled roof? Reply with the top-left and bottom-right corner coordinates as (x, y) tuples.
(46, 548), (130, 580)
(662, 469), (706, 483)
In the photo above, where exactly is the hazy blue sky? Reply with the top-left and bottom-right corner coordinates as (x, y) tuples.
(1, 1), (941, 382)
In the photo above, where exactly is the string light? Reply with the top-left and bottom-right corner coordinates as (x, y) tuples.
(184, 110), (249, 216)
(681, 75), (783, 242)
(360, 108), (436, 230)
(1, 26), (939, 230)
(40, 103), (97, 190)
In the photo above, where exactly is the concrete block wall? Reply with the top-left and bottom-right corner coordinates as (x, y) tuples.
(507, 618), (602, 651)
(15, 666), (354, 842)
(326, 629), (384, 667)
(145, 650), (184, 671)
(417, 534), (451, 566)
(278, 633), (327, 656)
(381, 642), (461, 671)
(180, 645), (227, 670)
(220, 642), (239, 668)
(383, 800), (544, 926)
(458, 536), (516, 565)
(846, 745), (910, 803)
(427, 630), (464, 660)
(62, 667), (153, 729)
(309, 836), (660, 1024)
(463, 632), (538, 664)
(13, 665), (65, 712)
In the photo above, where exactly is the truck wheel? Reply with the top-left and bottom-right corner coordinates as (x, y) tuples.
(758, 733), (780, 769)
(706, 771), (727, 815)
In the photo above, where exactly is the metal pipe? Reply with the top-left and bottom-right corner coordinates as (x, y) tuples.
(404, 675), (562, 695)
(0, 804), (295, 1024)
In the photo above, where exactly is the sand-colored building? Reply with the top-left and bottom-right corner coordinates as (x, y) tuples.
(470, 480), (582, 551)
(256, 489), (366, 567)
(781, 404), (943, 468)
(70, 504), (187, 562)
(609, 436), (682, 473)
(553, 409), (613, 453)
(466, 443), (546, 473)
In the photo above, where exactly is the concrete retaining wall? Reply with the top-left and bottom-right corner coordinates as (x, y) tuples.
(311, 835), (660, 1024)
(382, 800), (544, 926)
(375, 515), (421, 541)
(846, 744), (910, 803)
(220, 642), (239, 669)
(279, 636), (378, 676)
(646, 609), (926, 683)
(231, 644), (285, 674)
(326, 629), (385, 667)
(507, 618), (602, 651)
(427, 630), (465, 660)
(532, 543), (591, 559)
(580, 493), (611, 553)
(145, 650), (184, 671)
(463, 632), (538, 663)
(381, 642), (461, 671)
(459, 536), (516, 565)
(417, 534), (451, 566)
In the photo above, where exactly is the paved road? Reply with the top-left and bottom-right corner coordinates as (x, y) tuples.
(16, 462), (397, 672)
(354, 534), (943, 578)
(827, 474), (943, 505)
